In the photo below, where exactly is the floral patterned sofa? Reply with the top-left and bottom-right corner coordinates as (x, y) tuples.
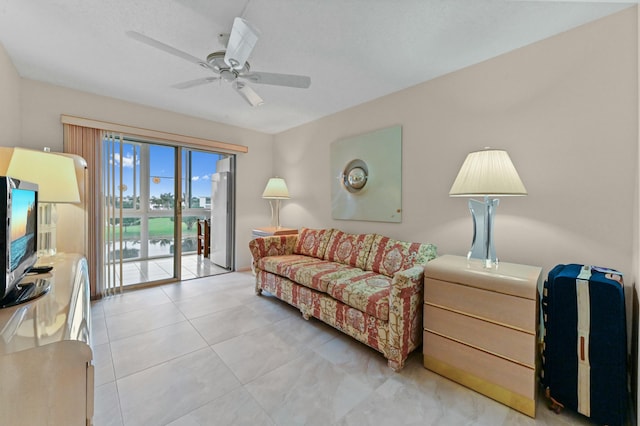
(249, 227), (437, 371)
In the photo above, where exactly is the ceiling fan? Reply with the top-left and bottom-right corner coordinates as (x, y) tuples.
(126, 17), (311, 107)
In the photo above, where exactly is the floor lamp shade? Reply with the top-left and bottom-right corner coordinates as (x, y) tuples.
(262, 178), (290, 228)
(449, 149), (527, 266)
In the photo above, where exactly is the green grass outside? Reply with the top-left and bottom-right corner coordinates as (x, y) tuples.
(107, 216), (200, 240)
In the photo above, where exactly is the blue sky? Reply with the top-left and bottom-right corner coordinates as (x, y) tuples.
(11, 188), (35, 241)
(107, 142), (222, 198)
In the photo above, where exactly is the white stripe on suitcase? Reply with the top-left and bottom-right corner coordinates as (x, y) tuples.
(576, 266), (591, 417)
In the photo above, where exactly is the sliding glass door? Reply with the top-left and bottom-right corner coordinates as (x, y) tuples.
(180, 150), (234, 279)
(102, 135), (234, 291)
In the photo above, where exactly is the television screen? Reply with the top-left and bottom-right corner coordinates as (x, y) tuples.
(0, 176), (38, 301)
(10, 188), (37, 272)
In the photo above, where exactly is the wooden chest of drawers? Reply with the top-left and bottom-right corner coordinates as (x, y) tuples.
(423, 255), (542, 417)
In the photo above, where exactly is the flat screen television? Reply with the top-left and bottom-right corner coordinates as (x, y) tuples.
(0, 176), (38, 300)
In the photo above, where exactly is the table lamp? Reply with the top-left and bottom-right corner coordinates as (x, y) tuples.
(262, 177), (290, 229)
(0, 147), (80, 256)
(449, 148), (527, 267)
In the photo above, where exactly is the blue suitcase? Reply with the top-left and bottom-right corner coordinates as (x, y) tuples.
(541, 264), (627, 425)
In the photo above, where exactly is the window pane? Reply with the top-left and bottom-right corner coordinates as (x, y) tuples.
(181, 215), (200, 254)
(109, 142), (140, 210)
(105, 216), (141, 261)
(148, 216), (174, 256)
(149, 145), (175, 211)
(183, 149), (221, 209)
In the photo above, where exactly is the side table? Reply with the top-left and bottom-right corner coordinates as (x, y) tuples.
(252, 226), (298, 239)
(423, 254), (542, 417)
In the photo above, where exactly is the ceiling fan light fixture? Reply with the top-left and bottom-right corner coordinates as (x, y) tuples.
(220, 69), (237, 82)
(234, 81), (264, 107)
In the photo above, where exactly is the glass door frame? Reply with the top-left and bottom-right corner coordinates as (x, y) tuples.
(102, 136), (235, 291)
(173, 145), (182, 283)
(103, 138), (180, 290)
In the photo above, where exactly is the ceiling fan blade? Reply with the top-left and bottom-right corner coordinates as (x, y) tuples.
(224, 17), (259, 71)
(126, 31), (214, 71)
(172, 77), (220, 89)
(233, 81), (264, 107)
(241, 71), (311, 89)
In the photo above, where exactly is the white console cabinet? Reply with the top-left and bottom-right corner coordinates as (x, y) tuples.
(0, 254), (93, 425)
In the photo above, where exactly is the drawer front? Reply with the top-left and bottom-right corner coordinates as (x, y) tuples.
(423, 331), (535, 400)
(424, 278), (536, 333)
(424, 255), (541, 299)
(424, 304), (535, 367)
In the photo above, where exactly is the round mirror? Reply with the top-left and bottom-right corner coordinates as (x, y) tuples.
(347, 167), (367, 189)
(342, 159), (368, 193)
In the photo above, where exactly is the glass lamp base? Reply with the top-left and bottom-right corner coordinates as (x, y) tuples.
(467, 197), (499, 267)
(269, 199), (282, 229)
(37, 202), (57, 257)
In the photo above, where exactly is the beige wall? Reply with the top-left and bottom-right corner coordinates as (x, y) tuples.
(0, 43), (21, 145)
(275, 7), (638, 282)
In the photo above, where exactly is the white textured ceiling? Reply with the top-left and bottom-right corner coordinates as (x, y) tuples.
(0, 1), (634, 134)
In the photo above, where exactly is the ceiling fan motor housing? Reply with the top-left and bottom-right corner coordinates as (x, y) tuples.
(206, 51), (249, 80)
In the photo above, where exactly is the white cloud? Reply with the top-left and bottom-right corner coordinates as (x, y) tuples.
(113, 153), (135, 168)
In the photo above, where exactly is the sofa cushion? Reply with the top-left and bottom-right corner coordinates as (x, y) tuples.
(327, 272), (392, 321)
(250, 234), (298, 260)
(259, 255), (369, 294)
(289, 262), (360, 293)
(365, 236), (437, 277)
(294, 228), (334, 259)
(323, 230), (375, 269)
(258, 255), (318, 277)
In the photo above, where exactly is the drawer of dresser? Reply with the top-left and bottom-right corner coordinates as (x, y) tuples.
(424, 304), (535, 367)
(424, 278), (536, 333)
(423, 331), (535, 400)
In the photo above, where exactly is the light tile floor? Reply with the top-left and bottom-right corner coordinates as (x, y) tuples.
(116, 254), (230, 286)
(91, 272), (603, 426)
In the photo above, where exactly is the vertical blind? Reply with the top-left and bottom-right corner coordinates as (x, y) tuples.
(102, 132), (126, 296)
(64, 126), (126, 296)
(63, 124), (102, 297)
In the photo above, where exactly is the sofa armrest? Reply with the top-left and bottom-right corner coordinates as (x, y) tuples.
(386, 265), (425, 370)
(249, 235), (298, 269)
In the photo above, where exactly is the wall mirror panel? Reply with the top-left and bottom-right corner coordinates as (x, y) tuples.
(330, 125), (402, 223)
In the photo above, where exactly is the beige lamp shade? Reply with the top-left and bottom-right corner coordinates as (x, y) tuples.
(262, 177), (290, 199)
(449, 149), (527, 197)
(56, 152), (87, 202)
(0, 147), (80, 203)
